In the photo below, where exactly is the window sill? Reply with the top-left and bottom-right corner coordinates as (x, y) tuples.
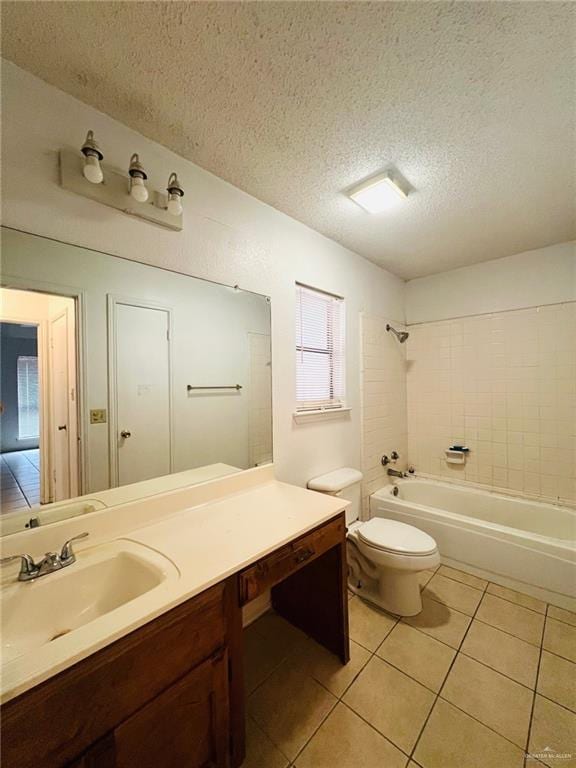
(293, 407), (351, 424)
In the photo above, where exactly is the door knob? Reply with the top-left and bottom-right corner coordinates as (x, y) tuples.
(120, 430), (132, 439)
(58, 425), (67, 431)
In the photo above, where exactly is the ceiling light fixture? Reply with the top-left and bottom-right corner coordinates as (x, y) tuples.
(128, 153), (149, 203)
(348, 172), (407, 214)
(80, 130), (104, 184)
(166, 172), (184, 216)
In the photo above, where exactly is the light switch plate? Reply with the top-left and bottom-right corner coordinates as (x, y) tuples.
(90, 409), (107, 424)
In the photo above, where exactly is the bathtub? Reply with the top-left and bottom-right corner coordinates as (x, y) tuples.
(370, 477), (576, 610)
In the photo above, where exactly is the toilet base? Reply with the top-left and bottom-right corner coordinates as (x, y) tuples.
(348, 570), (424, 616)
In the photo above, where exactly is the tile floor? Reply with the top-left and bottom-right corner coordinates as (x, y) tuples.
(0, 449), (40, 513)
(243, 564), (576, 768)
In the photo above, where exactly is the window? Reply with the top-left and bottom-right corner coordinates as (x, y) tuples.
(295, 283), (345, 412)
(17, 356), (39, 439)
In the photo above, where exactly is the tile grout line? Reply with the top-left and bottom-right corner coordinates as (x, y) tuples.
(290, 599), (403, 765)
(251, 569), (570, 767)
(407, 573), (490, 763)
(0, 459), (33, 510)
(523, 603), (548, 768)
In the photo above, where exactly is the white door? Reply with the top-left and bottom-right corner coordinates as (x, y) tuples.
(114, 303), (172, 486)
(50, 312), (71, 501)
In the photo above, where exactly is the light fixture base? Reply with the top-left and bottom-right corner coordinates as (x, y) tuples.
(59, 149), (183, 231)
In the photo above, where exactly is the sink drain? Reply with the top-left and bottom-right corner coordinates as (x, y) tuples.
(50, 629), (71, 641)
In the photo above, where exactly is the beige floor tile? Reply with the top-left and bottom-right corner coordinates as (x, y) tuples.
(441, 654), (533, 748)
(403, 595), (471, 649)
(423, 573), (483, 616)
(254, 611), (309, 654)
(414, 699), (525, 768)
(418, 569), (436, 589)
(243, 716), (290, 768)
(487, 582), (547, 614)
(537, 651), (576, 712)
(476, 593), (545, 646)
(288, 637), (371, 698)
(461, 619), (540, 688)
(376, 621), (456, 693)
(343, 656), (435, 754)
(248, 661), (337, 761)
(244, 622), (294, 695)
(529, 695), (576, 768)
(348, 595), (398, 651)
(437, 564), (488, 590)
(543, 617), (576, 663)
(294, 702), (407, 768)
(548, 605), (576, 627)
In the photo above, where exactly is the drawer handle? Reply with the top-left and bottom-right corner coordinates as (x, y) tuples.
(294, 547), (314, 564)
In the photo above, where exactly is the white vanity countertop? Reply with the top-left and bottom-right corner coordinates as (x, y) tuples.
(1, 466), (348, 703)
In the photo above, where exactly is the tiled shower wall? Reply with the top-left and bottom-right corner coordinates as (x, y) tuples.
(406, 302), (576, 504)
(360, 314), (408, 516)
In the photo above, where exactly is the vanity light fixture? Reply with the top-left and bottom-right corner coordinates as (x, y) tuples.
(62, 131), (183, 230)
(80, 130), (104, 184)
(348, 172), (407, 214)
(128, 154), (149, 203)
(166, 172), (184, 216)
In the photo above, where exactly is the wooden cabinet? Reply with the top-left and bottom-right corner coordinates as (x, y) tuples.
(114, 650), (229, 768)
(238, 517), (345, 605)
(2, 514), (348, 768)
(67, 652), (230, 768)
(2, 582), (236, 768)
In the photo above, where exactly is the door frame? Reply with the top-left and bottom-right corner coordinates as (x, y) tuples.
(107, 294), (175, 488)
(48, 305), (79, 501)
(0, 277), (86, 498)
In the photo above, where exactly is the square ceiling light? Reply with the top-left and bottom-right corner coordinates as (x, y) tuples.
(348, 172), (407, 213)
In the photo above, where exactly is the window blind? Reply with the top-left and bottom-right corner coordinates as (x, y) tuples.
(17, 355), (39, 439)
(295, 284), (345, 411)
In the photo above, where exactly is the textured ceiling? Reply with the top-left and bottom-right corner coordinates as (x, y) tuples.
(2, 1), (575, 279)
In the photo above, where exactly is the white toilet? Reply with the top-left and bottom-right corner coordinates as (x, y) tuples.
(308, 468), (440, 616)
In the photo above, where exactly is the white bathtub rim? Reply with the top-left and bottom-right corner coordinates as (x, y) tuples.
(373, 480), (576, 551)
(395, 471), (576, 511)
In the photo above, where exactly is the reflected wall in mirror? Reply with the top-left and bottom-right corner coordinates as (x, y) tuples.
(0, 227), (272, 535)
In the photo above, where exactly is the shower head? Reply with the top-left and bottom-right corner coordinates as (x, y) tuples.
(386, 324), (409, 344)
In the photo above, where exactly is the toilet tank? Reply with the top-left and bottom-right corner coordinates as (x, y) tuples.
(307, 468), (363, 526)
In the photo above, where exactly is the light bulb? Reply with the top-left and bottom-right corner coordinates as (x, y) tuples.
(167, 192), (183, 216)
(83, 153), (103, 184)
(130, 175), (149, 203)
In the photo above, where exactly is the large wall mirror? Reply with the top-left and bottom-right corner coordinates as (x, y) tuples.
(0, 227), (272, 535)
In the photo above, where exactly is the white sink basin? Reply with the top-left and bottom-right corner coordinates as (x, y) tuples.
(1, 540), (179, 664)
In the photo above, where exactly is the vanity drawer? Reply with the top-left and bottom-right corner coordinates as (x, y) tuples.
(239, 515), (345, 604)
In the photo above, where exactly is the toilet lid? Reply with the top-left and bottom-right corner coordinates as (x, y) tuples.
(358, 518), (437, 556)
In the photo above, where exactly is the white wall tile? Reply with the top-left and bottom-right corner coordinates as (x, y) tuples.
(406, 302), (576, 504)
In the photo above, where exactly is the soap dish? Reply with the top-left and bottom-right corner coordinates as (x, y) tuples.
(445, 449), (467, 465)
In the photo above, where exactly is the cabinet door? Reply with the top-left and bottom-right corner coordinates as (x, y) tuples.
(114, 650), (229, 768)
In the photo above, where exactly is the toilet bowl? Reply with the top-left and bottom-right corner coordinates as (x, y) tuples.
(308, 468), (440, 616)
(347, 518), (439, 616)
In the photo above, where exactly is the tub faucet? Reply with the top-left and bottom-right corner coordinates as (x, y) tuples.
(387, 468), (405, 478)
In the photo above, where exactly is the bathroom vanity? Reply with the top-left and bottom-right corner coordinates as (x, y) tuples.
(0, 468), (349, 768)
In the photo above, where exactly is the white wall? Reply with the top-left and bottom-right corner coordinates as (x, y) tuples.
(406, 242), (576, 324)
(1, 61), (405, 490)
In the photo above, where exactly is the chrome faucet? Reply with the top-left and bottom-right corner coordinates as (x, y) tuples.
(1, 533), (89, 582)
(387, 467), (405, 478)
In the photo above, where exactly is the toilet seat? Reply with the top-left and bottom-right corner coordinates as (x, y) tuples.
(358, 518), (437, 556)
